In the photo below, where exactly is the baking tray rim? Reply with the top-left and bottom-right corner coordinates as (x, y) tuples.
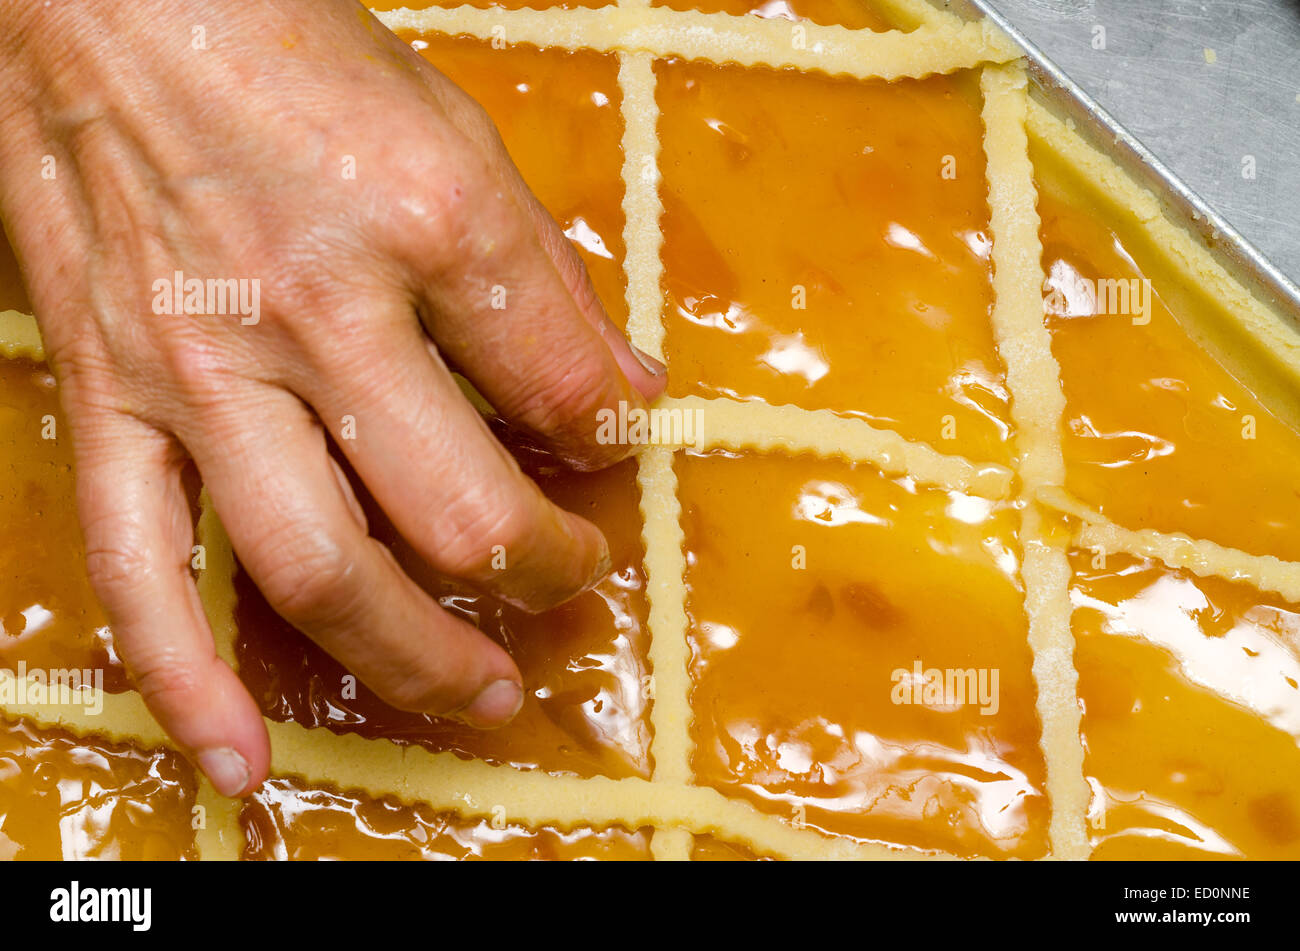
(939, 0), (1300, 329)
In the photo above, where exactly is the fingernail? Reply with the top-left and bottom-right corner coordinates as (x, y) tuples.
(197, 747), (250, 797)
(458, 679), (524, 729)
(629, 343), (666, 377)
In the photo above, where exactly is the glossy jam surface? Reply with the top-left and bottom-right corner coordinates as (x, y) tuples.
(405, 34), (629, 328)
(651, 0), (895, 30)
(678, 450), (1047, 858)
(1038, 159), (1300, 561)
(658, 61), (1009, 463)
(0, 360), (130, 691)
(1072, 551), (1300, 859)
(237, 424), (652, 780)
(243, 777), (651, 860)
(0, 717), (196, 859)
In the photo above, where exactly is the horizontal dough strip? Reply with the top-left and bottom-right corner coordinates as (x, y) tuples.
(657, 395), (1015, 498)
(1038, 485), (1300, 604)
(377, 4), (1021, 80)
(262, 717), (955, 861)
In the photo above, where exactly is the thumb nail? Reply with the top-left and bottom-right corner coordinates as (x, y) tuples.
(197, 747), (251, 797)
(457, 679), (524, 729)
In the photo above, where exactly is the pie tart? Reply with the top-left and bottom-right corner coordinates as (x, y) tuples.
(2, 0), (1299, 861)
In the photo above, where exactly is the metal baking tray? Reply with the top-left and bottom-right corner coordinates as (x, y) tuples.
(938, 0), (1300, 329)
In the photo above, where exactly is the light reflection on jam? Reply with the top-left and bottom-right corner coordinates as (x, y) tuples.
(1037, 148), (1300, 562)
(235, 420), (652, 780)
(0, 359), (131, 692)
(657, 61), (1011, 463)
(0, 717), (196, 859)
(242, 776), (652, 860)
(1071, 550), (1300, 859)
(678, 450), (1048, 858)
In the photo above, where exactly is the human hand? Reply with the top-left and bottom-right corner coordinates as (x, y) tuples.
(0, 0), (665, 795)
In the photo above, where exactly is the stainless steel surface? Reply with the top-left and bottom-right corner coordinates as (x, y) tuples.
(979, 0), (1300, 284)
(939, 0), (1300, 322)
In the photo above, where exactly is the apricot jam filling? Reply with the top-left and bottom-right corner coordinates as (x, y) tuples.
(1072, 550), (1300, 860)
(1036, 152), (1300, 562)
(399, 34), (629, 329)
(677, 449), (1048, 858)
(0, 359), (130, 692)
(242, 776), (651, 860)
(0, 717), (196, 860)
(236, 423), (653, 780)
(657, 61), (1010, 464)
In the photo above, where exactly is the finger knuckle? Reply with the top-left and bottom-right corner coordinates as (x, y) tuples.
(130, 651), (202, 715)
(397, 171), (476, 272)
(160, 332), (227, 387)
(251, 524), (362, 629)
(436, 488), (541, 581)
(513, 356), (617, 441)
(389, 137), (503, 277)
(84, 541), (153, 601)
(380, 666), (457, 715)
(156, 334), (242, 420)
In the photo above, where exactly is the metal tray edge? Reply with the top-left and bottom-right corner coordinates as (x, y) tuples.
(936, 0), (1300, 330)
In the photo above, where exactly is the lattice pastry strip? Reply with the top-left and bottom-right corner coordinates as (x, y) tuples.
(1039, 486), (1300, 605)
(375, 4), (1019, 80)
(616, 43), (691, 860)
(979, 62), (1088, 859)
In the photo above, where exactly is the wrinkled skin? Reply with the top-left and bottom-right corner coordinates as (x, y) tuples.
(0, 0), (665, 795)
